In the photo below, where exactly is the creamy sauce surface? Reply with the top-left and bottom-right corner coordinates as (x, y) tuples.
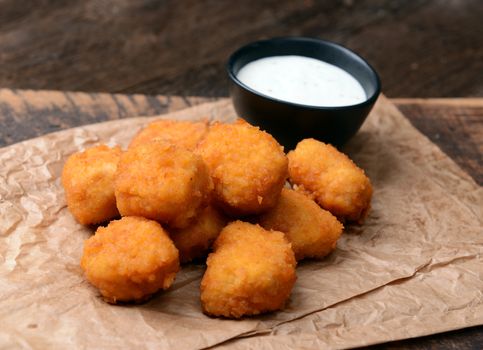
(237, 55), (366, 107)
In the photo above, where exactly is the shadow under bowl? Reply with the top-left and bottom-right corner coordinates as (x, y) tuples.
(227, 37), (381, 149)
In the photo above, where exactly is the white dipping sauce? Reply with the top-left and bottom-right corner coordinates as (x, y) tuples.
(236, 55), (366, 107)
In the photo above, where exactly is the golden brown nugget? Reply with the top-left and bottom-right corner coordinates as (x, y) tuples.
(61, 145), (122, 225)
(197, 121), (288, 216)
(81, 216), (179, 303)
(170, 206), (227, 263)
(128, 119), (208, 151)
(288, 139), (372, 222)
(258, 188), (343, 260)
(115, 141), (212, 228)
(200, 221), (296, 318)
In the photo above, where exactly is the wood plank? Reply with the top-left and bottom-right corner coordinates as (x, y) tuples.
(0, 1), (481, 97)
(393, 99), (483, 185)
(394, 98), (483, 107)
(0, 89), (212, 147)
(1, 89), (480, 186)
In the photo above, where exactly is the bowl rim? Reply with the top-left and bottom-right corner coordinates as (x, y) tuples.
(226, 36), (381, 111)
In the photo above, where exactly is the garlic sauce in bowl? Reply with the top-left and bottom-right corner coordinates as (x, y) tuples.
(227, 37), (381, 147)
(237, 55), (366, 107)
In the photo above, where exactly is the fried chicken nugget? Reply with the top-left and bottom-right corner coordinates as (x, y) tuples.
(169, 206), (227, 263)
(115, 141), (212, 228)
(197, 121), (288, 216)
(81, 216), (179, 303)
(258, 188), (343, 260)
(288, 139), (372, 222)
(61, 145), (122, 225)
(200, 221), (296, 318)
(128, 119), (208, 150)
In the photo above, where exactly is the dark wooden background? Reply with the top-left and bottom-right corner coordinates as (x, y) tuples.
(0, 0), (482, 97)
(0, 0), (481, 349)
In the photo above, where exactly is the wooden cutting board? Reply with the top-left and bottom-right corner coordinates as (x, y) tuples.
(0, 89), (480, 186)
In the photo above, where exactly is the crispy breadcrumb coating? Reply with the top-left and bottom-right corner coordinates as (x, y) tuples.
(115, 141), (213, 228)
(169, 206), (227, 263)
(288, 139), (372, 222)
(196, 121), (288, 216)
(258, 188), (343, 260)
(81, 216), (179, 303)
(128, 119), (208, 151)
(61, 145), (122, 225)
(200, 221), (296, 318)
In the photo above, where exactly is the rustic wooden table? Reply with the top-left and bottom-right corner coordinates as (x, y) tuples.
(0, 0), (482, 98)
(0, 0), (481, 348)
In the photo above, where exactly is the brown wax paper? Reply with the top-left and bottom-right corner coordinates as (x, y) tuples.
(0, 96), (481, 349)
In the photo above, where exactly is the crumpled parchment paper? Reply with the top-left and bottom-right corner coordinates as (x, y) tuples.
(0, 96), (481, 349)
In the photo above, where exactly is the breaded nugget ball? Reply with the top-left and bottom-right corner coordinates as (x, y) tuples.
(129, 119), (208, 151)
(258, 188), (343, 260)
(115, 141), (213, 228)
(288, 139), (372, 222)
(200, 221), (296, 318)
(197, 121), (288, 216)
(81, 216), (179, 303)
(61, 145), (122, 225)
(170, 206), (227, 263)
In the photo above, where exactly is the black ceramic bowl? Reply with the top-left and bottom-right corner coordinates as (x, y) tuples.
(227, 37), (381, 148)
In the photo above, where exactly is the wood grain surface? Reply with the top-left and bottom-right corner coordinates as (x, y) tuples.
(394, 98), (483, 186)
(0, 0), (482, 98)
(0, 89), (212, 146)
(1, 89), (481, 188)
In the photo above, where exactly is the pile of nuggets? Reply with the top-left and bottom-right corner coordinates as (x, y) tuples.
(62, 118), (372, 318)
